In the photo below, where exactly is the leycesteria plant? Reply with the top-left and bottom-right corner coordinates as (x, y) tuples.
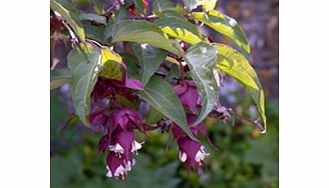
(50, 0), (267, 180)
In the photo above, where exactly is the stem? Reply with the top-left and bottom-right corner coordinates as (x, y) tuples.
(228, 109), (265, 131)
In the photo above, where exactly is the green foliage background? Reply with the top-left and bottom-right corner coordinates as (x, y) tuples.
(51, 89), (278, 188)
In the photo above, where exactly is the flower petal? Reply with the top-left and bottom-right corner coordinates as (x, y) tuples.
(106, 170), (113, 178)
(114, 165), (127, 178)
(179, 151), (188, 162)
(109, 143), (124, 154)
(131, 141), (143, 152)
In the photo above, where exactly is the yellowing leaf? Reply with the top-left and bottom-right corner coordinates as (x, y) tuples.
(214, 43), (266, 130)
(99, 47), (124, 81)
(192, 10), (250, 57)
(154, 18), (208, 45)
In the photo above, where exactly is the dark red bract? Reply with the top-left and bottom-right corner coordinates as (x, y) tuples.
(173, 80), (201, 114)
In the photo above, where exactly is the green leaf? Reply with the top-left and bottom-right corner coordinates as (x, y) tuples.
(104, 6), (129, 41)
(104, 19), (115, 41)
(154, 17), (207, 45)
(67, 42), (101, 127)
(111, 20), (181, 55)
(120, 52), (140, 79)
(99, 47), (124, 81)
(144, 107), (164, 124)
(83, 24), (106, 43)
(137, 76), (197, 141)
(183, 42), (220, 126)
(50, 68), (72, 90)
(191, 10), (250, 57)
(114, 6), (130, 20)
(214, 43), (266, 130)
(50, 0), (85, 41)
(133, 0), (146, 15)
(133, 44), (168, 85)
(79, 12), (107, 24)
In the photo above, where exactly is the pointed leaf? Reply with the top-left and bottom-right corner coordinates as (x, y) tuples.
(214, 43), (266, 130)
(137, 76), (197, 141)
(50, 0), (85, 41)
(104, 7), (128, 41)
(191, 10), (250, 57)
(154, 17), (208, 45)
(67, 42), (101, 127)
(183, 42), (220, 126)
(99, 47), (124, 81)
(83, 24), (106, 43)
(133, 44), (168, 85)
(111, 20), (181, 55)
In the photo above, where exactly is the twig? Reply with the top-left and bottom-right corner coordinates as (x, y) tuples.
(228, 108), (265, 131)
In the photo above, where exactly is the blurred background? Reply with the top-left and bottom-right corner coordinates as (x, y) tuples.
(51, 0), (279, 187)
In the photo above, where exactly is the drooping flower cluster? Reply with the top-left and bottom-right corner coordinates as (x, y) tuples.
(90, 95), (145, 179)
(87, 47), (218, 179)
(103, 108), (144, 179)
(88, 61), (146, 179)
(171, 80), (213, 174)
(88, 60), (217, 178)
